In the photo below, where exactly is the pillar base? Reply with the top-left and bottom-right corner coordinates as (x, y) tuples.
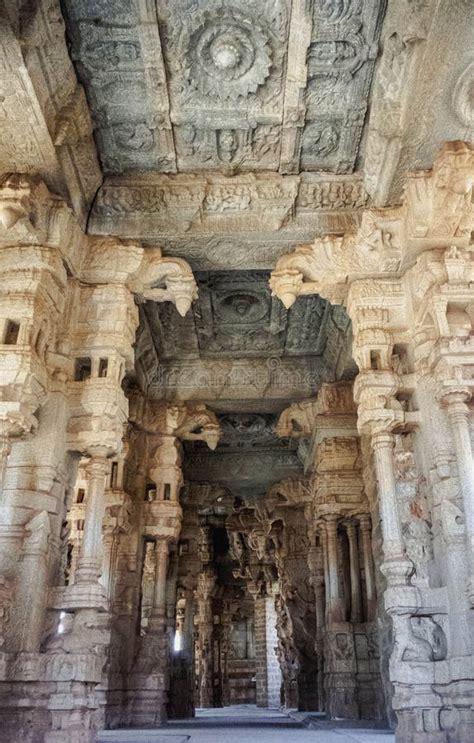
(125, 675), (167, 727)
(126, 630), (169, 727)
(0, 650), (107, 743)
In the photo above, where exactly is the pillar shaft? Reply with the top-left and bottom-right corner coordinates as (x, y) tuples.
(153, 539), (169, 618)
(359, 516), (376, 621)
(446, 397), (474, 558)
(325, 516), (345, 623)
(75, 454), (109, 584)
(346, 522), (362, 624)
(371, 432), (405, 561)
(254, 590), (281, 708)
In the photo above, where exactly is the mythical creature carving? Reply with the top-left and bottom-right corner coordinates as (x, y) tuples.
(391, 614), (447, 663)
(131, 398), (221, 451)
(270, 208), (401, 308)
(276, 400), (319, 437)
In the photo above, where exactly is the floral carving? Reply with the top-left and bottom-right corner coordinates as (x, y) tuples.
(182, 9), (272, 101)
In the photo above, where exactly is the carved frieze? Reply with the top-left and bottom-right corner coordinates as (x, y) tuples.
(90, 172), (367, 241)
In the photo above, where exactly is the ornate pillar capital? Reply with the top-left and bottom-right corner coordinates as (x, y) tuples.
(371, 430), (396, 451)
(437, 385), (471, 417)
(84, 451), (110, 479)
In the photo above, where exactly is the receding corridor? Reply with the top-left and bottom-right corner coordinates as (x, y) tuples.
(96, 706), (395, 743)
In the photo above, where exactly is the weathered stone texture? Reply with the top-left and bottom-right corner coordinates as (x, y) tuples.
(0, 3), (473, 742)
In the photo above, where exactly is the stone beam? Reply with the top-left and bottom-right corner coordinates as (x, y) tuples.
(148, 357), (338, 409)
(184, 450), (301, 494)
(88, 172), (367, 246)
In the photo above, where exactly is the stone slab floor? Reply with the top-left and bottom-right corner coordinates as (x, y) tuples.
(96, 705), (395, 743)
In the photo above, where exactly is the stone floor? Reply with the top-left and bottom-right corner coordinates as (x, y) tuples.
(96, 705), (395, 742)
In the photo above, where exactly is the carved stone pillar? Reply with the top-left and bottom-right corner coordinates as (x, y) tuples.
(324, 516), (345, 623)
(371, 433), (405, 564)
(322, 514), (358, 720)
(358, 515), (376, 621)
(196, 569), (216, 708)
(308, 540), (325, 712)
(345, 521), (362, 624)
(250, 582), (281, 709)
(17, 512), (51, 651)
(152, 539), (169, 622)
(75, 452), (110, 586)
(100, 525), (117, 600)
(440, 389), (474, 602)
(320, 523), (330, 619)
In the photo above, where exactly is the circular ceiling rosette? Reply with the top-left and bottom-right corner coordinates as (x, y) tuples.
(184, 9), (272, 101)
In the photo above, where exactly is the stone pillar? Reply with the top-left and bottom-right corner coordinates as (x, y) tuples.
(322, 519), (358, 719)
(308, 538), (326, 712)
(358, 515), (376, 621)
(128, 537), (172, 727)
(196, 569), (216, 708)
(320, 524), (330, 619)
(324, 516), (345, 623)
(265, 591), (282, 708)
(346, 521), (362, 624)
(17, 512), (50, 651)
(253, 585), (281, 708)
(371, 432), (406, 566)
(441, 389), (474, 602)
(75, 452), (110, 586)
(152, 539), (169, 621)
(100, 525), (117, 600)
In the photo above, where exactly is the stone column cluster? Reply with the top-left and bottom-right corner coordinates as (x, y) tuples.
(0, 176), (200, 743)
(0, 139), (472, 743)
(270, 141), (474, 742)
(275, 383), (384, 719)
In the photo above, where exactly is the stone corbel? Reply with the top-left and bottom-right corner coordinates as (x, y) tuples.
(403, 141), (474, 243)
(269, 209), (402, 308)
(128, 248), (198, 317)
(266, 478), (311, 509)
(269, 239), (344, 309)
(276, 399), (319, 438)
(132, 398), (221, 450)
(0, 173), (35, 231)
(175, 403), (221, 451)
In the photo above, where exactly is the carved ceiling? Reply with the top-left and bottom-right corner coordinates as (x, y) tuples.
(61, 0), (387, 176)
(5, 0), (471, 505)
(141, 270), (354, 361)
(142, 271), (355, 495)
(183, 412), (301, 498)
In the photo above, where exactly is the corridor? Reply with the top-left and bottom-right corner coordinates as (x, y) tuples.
(96, 706), (395, 742)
